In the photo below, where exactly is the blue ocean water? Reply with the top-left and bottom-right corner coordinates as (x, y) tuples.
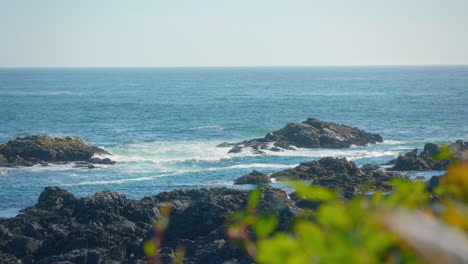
(0, 66), (467, 217)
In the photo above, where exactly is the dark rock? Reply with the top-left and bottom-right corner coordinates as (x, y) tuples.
(426, 175), (441, 193)
(272, 157), (407, 199)
(234, 170), (271, 185)
(2, 236), (40, 258)
(272, 157), (362, 180)
(388, 140), (467, 171)
(390, 155), (432, 171)
(0, 135), (115, 167)
(420, 143), (439, 158)
(218, 118), (383, 154)
(0, 186), (298, 263)
(360, 163), (380, 173)
(87, 158), (116, 165)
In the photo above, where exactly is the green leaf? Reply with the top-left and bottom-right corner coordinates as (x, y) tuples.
(248, 188), (261, 210)
(143, 240), (157, 258)
(433, 145), (452, 160)
(291, 183), (337, 202)
(254, 214), (278, 238)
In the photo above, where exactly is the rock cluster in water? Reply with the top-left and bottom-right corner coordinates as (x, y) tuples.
(387, 140), (467, 171)
(0, 136), (114, 168)
(0, 186), (298, 264)
(234, 170), (271, 185)
(271, 157), (407, 198)
(218, 118), (383, 154)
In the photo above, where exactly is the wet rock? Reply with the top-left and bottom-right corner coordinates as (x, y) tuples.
(87, 158), (116, 165)
(426, 175), (441, 193)
(0, 135), (115, 167)
(388, 140), (467, 171)
(218, 118), (383, 154)
(0, 186), (298, 263)
(234, 170), (271, 185)
(272, 157), (407, 199)
(360, 163), (380, 173)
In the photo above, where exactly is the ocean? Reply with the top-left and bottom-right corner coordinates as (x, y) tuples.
(0, 66), (467, 217)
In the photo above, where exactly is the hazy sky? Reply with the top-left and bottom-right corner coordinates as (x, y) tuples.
(1, 0), (467, 67)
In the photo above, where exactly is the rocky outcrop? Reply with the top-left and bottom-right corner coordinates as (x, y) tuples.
(0, 186), (298, 263)
(218, 118), (383, 154)
(234, 170), (271, 185)
(0, 135), (114, 167)
(388, 140), (467, 171)
(271, 157), (407, 198)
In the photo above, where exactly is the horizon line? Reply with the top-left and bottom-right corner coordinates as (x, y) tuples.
(0, 64), (467, 69)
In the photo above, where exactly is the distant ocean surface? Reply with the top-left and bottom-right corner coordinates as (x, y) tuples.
(0, 66), (467, 217)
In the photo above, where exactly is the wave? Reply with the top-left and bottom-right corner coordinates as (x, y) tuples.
(215, 163), (297, 170)
(0, 91), (81, 96)
(104, 140), (243, 164)
(380, 140), (408, 145)
(102, 139), (400, 168)
(188, 126), (224, 130)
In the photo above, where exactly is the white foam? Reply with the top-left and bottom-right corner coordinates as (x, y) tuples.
(381, 140), (408, 145)
(260, 147), (399, 160)
(216, 163), (297, 170)
(59, 172), (182, 186)
(105, 140), (249, 164)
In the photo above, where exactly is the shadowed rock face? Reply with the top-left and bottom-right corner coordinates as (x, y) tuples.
(0, 186), (298, 263)
(272, 157), (407, 199)
(218, 118), (383, 154)
(0, 135), (114, 167)
(387, 140), (467, 171)
(234, 170), (271, 185)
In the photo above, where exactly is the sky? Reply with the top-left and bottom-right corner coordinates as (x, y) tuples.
(1, 0), (467, 67)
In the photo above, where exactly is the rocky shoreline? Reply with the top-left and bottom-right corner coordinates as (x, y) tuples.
(0, 186), (297, 264)
(0, 123), (465, 263)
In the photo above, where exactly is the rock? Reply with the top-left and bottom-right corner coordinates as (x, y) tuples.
(2, 236), (40, 258)
(272, 157), (407, 199)
(87, 158), (116, 165)
(234, 170), (271, 185)
(0, 135), (115, 167)
(0, 186), (298, 263)
(218, 118), (383, 154)
(388, 140), (467, 171)
(426, 175), (441, 193)
(272, 157), (362, 180)
(360, 163), (380, 173)
(390, 155), (432, 171)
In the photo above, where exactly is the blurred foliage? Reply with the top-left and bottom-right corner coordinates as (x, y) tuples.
(143, 205), (185, 264)
(229, 147), (468, 264)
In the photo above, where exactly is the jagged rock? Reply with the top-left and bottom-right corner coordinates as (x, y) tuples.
(0, 135), (115, 167)
(0, 186), (298, 263)
(360, 163), (380, 173)
(272, 157), (407, 199)
(272, 157), (362, 180)
(218, 118), (383, 154)
(388, 140), (467, 171)
(234, 170), (271, 185)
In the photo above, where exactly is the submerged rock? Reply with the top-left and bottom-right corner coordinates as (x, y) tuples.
(234, 170), (271, 185)
(218, 118), (383, 154)
(0, 186), (298, 263)
(388, 140), (467, 171)
(0, 135), (114, 167)
(272, 157), (407, 199)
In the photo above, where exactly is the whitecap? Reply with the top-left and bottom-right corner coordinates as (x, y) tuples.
(380, 140), (408, 145)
